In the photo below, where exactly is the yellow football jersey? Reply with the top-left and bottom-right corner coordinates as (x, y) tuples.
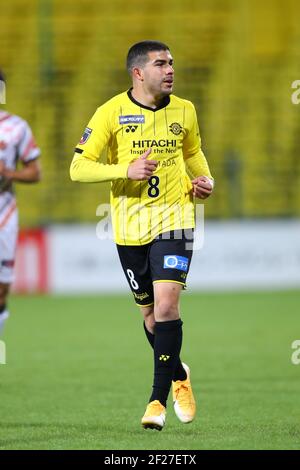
(70, 89), (213, 245)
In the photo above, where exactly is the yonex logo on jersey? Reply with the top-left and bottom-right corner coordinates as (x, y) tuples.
(79, 127), (92, 145)
(125, 125), (138, 133)
(163, 255), (189, 272)
(119, 115), (145, 124)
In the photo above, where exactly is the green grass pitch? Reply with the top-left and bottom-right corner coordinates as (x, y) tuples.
(0, 290), (299, 450)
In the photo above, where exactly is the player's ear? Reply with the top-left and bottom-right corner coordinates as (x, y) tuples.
(132, 66), (144, 82)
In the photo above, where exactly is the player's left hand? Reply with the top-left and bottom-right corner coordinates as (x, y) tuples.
(192, 176), (214, 199)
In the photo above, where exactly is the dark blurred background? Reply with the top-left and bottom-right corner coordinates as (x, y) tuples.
(1, 0), (300, 227)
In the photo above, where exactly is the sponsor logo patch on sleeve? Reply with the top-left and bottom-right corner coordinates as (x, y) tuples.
(79, 127), (92, 145)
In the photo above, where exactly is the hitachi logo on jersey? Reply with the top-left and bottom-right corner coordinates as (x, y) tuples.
(132, 139), (177, 148)
(119, 115), (145, 124)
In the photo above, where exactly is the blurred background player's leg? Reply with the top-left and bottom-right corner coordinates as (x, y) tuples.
(0, 283), (10, 334)
(0, 208), (18, 335)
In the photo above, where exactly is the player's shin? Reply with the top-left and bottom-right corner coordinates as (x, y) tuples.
(149, 319), (184, 407)
(143, 321), (187, 381)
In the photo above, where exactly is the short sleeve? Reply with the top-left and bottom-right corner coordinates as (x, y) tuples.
(18, 121), (40, 162)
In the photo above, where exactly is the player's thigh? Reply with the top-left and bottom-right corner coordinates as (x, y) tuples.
(116, 243), (154, 307)
(149, 230), (193, 289)
(0, 209), (18, 285)
(149, 231), (193, 320)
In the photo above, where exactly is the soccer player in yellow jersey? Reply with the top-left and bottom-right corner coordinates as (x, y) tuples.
(70, 41), (214, 431)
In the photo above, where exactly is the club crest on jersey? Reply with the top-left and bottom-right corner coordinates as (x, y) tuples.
(119, 115), (145, 124)
(79, 127), (92, 144)
(169, 122), (183, 135)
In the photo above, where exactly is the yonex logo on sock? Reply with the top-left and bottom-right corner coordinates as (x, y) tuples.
(159, 355), (170, 362)
(0, 341), (6, 365)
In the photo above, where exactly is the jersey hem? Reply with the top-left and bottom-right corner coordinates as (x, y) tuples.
(114, 226), (195, 246)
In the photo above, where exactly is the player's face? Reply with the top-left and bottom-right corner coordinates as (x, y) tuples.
(142, 50), (174, 97)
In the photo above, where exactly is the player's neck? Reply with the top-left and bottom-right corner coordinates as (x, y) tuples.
(131, 87), (166, 110)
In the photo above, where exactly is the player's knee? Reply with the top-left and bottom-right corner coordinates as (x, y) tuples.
(141, 305), (154, 318)
(154, 300), (179, 321)
(140, 305), (155, 330)
(145, 314), (155, 333)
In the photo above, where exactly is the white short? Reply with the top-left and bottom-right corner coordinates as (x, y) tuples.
(0, 208), (18, 284)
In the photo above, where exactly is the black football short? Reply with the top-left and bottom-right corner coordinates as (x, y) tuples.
(116, 229), (194, 306)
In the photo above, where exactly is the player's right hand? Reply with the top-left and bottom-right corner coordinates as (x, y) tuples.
(127, 148), (158, 180)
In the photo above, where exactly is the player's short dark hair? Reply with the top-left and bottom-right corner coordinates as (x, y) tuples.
(126, 40), (170, 74)
(0, 70), (5, 82)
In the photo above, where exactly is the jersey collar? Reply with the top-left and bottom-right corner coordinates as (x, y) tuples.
(127, 88), (170, 112)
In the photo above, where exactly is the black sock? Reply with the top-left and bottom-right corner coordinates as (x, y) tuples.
(149, 319), (184, 407)
(143, 321), (187, 381)
(143, 321), (155, 347)
(0, 305), (6, 315)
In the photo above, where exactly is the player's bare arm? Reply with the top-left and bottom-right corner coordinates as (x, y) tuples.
(0, 159), (41, 184)
(127, 148), (158, 181)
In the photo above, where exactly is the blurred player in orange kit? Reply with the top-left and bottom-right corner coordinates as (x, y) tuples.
(0, 70), (41, 335)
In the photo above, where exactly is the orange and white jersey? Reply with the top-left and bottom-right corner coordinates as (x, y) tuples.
(0, 110), (40, 225)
